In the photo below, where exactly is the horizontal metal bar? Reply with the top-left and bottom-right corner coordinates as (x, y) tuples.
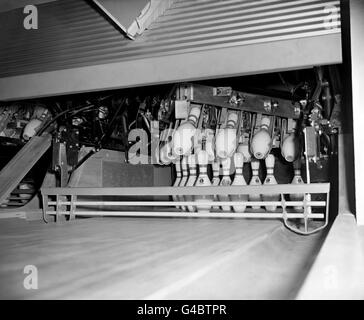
(160, 0), (340, 24)
(47, 200), (327, 207)
(1, 24), (340, 70)
(142, 16), (341, 44)
(151, 6), (338, 33)
(171, 0), (331, 12)
(11, 189), (36, 194)
(45, 211), (325, 219)
(0, 33), (342, 100)
(41, 183), (330, 196)
(149, 8), (336, 36)
(8, 196), (32, 200)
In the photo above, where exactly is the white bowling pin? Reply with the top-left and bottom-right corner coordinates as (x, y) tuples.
(211, 159), (221, 210)
(262, 154), (280, 211)
(23, 118), (43, 140)
(218, 157), (232, 212)
(178, 156), (189, 211)
(185, 154), (197, 212)
(290, 159), (304, 211)
(194, 128), (215, 162)
(205, 128), (216, 162)
(172, 105), (201, 156)
(173, 159), (182, 209)
(250, 117), (272, 160)
(237, 143), (252, 163)
(215, 112), (238, 159)
(249, 160), (262, 209)
(231, 152), (248, 213)
(195, 150), (213, 212)
(159, 141), (177, 165)
(281, 133), (300, 162)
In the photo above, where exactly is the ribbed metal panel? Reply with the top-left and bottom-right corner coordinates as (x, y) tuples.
(0, 0), (341, 78)
(0, 0), (126, 78)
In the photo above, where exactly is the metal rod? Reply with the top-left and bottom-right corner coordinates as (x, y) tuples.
(55, 194), (60, 223)
(45, 211), (325, 219)
(46, 200), (327, 207)
(41, 183), (330, 196)
(42, 195), (48, 223)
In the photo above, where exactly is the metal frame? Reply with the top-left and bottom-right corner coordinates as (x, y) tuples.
(90, 0), (134, 40)
(0, 34), (342, 101)
(41, 183), (330, 235)
(349, 0), (364, 225)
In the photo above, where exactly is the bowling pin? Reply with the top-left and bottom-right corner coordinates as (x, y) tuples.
(211, 159), (221, 210)
(185, 154), (197, 212)
(218, 157), (232, 212)
(231, 152), (248, 213)
(195, 128), (215, 162)
(23, 119), (43, 140)
(237, 143), (252, 163)
(215, 111), (238, 159)
(159, 141), (176, 165)
(195, 150), (213, 212)
(178, 156), (189, 211)
(249, 159), (262, 209)
(262, 154), (280, 211)
(172, 105), (201, 156)
(205, 128), (216, 162)
(250, 116), (272, 160)
(289, 158), (304, 211)
(172, 159), (182, 209)
(281, 133), (300, 162)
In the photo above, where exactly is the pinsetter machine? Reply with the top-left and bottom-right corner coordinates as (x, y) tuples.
(0, 66), (339, 235)
(32, 67), (338, 236)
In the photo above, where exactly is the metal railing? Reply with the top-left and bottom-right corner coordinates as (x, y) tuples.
(41, 183), (330, 235)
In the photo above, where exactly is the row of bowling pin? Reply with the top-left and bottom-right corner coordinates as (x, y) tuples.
(250, 116), (301, 162)
(169, 106), (300, 165)
(173, 150), (305, 213)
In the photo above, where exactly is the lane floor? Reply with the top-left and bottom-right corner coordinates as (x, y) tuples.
(0, 216), (328, 299)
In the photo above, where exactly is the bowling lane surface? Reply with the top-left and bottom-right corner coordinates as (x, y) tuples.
(0, 217), (328, 299)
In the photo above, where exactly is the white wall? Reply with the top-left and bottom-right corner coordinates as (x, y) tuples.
(350, 0), (364, 225)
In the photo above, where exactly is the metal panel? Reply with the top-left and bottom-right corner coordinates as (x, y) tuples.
(0, 0), (57, 13)
(93, 0), (149, 31)
(0, 33), (343, 101)
(0, 0), (341, 79)
(0, 0), (127, 78)
(349, 0), (364, 225)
